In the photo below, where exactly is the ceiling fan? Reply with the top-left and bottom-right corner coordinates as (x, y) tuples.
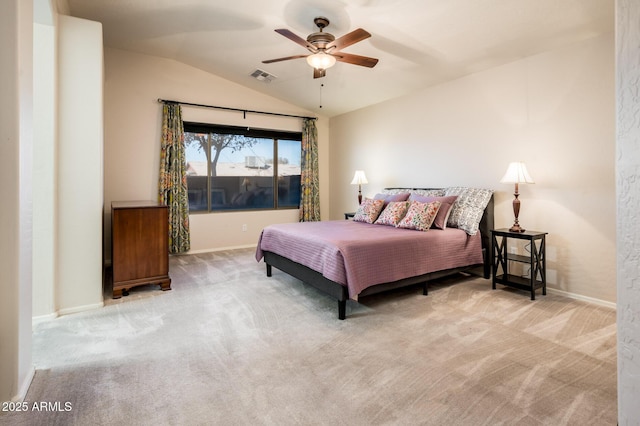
(263, 17), (379, 79)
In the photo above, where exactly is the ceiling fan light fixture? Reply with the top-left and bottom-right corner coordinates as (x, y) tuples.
(306, 52), (336, 70)
(264, 18), (377, 79)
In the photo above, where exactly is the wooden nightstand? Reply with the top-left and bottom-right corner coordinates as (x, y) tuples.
(491, 228), (547, 300)
(344, 212), (356, 220)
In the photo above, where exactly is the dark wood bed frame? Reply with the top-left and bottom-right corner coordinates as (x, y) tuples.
(263, 189), (494, 319)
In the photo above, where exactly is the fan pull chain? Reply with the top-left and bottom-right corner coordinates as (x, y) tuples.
(319, 83), (324, 109)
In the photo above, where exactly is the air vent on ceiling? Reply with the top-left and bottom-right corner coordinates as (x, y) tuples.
(250, 69), (277, 83)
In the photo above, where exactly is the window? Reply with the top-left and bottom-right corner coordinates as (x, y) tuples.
(184, 122), (302, 212)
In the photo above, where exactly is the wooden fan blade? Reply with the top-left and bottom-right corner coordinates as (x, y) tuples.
(262, 54), (308, 64)
(275, 29), (317, 52)
(327, 28), (371, 51)
(333, 52), (379, 68)
(313, 68), (326, 79)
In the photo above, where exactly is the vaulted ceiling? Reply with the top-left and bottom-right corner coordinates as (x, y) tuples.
(66, 0), (613, 117)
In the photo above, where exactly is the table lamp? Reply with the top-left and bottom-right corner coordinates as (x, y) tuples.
(500, 162), (535, 232)
(350, 170), (368, 204)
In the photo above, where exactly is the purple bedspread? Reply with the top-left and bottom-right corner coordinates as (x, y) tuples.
(255, 220), (482, 297)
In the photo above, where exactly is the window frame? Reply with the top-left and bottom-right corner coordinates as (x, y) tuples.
(183, 121), (302, 213)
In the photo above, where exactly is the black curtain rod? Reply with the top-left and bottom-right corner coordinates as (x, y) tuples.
(157, 98), (317, 121)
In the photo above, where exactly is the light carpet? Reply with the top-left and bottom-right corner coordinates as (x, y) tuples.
(2, 248), (617, 425)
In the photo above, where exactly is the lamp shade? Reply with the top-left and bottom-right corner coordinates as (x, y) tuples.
(306, 52), (337, 70)
(350, 170), (368, 185)
(500, 162), (535, 184)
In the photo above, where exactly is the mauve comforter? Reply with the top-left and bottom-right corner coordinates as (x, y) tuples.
(255, 220), (482, 297)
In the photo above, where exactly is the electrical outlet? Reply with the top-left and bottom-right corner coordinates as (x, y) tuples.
(242, 224), (247, 232)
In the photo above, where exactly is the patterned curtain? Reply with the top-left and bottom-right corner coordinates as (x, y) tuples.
(299, 118), (321, 222)
(159, 103), (190, 253)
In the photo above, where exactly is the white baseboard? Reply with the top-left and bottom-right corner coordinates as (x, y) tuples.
(183, 244), (257, 255)
(32, 302), (104, 324)
(32, 312), (59, 327)
(13, 366), (35, 402)
(57, 302), (104, 316)
(33, 302), (104, 323)
(547, 287), (616, 309)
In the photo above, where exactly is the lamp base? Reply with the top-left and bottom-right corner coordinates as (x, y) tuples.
(509, 223), (525, 233)
(509, 186), (525, 233)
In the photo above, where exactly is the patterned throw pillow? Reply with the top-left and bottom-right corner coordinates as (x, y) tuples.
(408, 194), (458, 229)
(411, 189), (446, 197)
(381, 188), (446, 197)
(396, 201), (442, 231)
(381, 188), (414, 196)
(374, 201), (411, 226)
(353, 198), (385, 224)
(444, 187), (494, 235)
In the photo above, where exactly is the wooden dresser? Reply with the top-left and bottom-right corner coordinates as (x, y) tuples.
(111, 201), (171, 298)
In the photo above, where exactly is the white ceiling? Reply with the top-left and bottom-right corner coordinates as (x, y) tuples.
(66, 0), (613, 117)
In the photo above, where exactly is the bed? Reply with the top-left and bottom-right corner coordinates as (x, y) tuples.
(255, 187), (494, 319)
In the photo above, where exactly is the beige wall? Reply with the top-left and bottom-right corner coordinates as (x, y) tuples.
(330, 33), (615, 304)
(103, 48), (329, 258)
(56, 15), (104, 314)
(33, 22), (57, 318)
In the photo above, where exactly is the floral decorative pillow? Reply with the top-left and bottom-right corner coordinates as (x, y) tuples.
(396, 201), (442, 231)
(353, 198), (385, 224)
(444, 187), (494, 235)
(408, 194), (458, 229)
(374, 201), (410, 226)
